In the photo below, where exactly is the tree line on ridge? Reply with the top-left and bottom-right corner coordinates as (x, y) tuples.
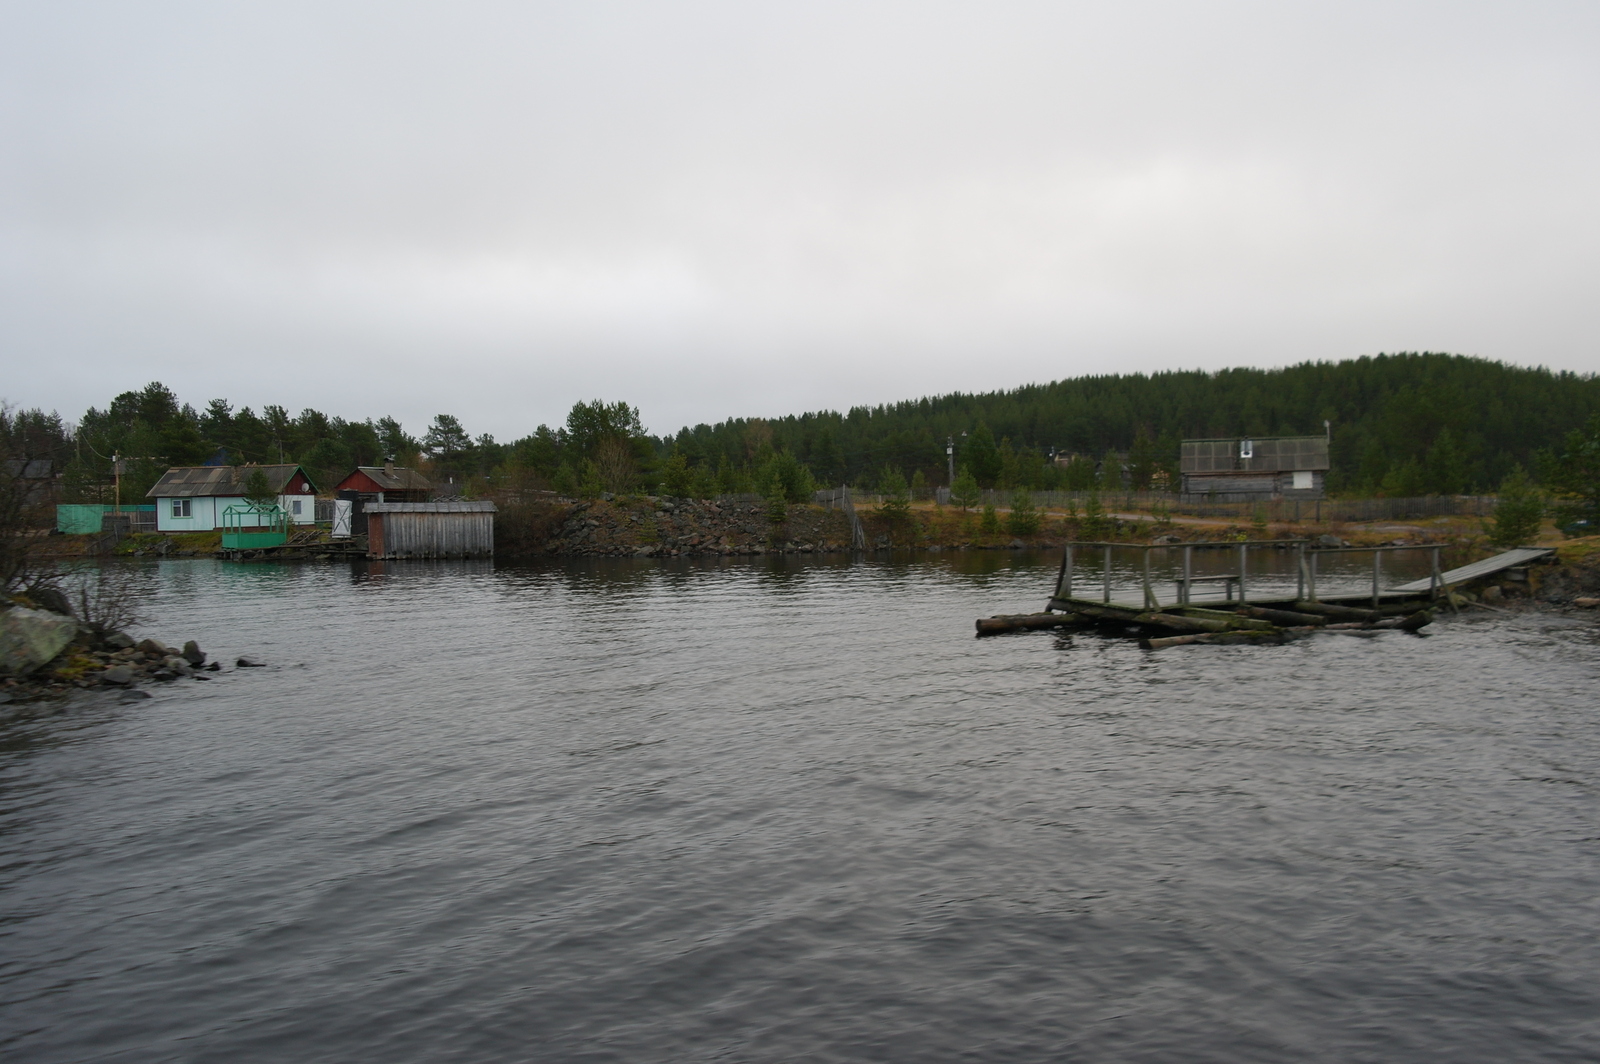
(4, 353), (1598, 509)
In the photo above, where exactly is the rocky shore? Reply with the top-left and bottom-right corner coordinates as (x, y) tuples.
(538, 497), (855, 557)
(0, 602), (231, 706)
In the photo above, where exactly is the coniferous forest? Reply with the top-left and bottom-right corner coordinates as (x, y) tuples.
(5, 353), (1598, 504)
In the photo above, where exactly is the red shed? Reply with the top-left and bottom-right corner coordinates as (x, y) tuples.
(334, 462), (433, 503)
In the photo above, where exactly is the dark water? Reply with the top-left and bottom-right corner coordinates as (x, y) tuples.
(3, 554), (1598, 1063)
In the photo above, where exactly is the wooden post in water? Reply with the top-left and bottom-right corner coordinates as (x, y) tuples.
(1102, 546), (1112, 604)
(1182, 545), (1193, 606)
(1060, 545), (1074, 599)
(1430, 546), (1441, 600)
(1296, 542), (1306, 601)
(1238, 543), (1248, 605)
(1142, 548), (1156, 610)
(1372, 550), (1382, 609)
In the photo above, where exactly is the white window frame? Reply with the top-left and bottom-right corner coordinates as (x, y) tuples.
(171, 498), (192, 518)
(291, 499), (303, 515)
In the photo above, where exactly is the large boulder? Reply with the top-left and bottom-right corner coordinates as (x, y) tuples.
(0, 607), (79, 677)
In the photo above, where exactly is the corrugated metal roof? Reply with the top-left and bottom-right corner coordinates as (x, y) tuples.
(365, 501), (497, 513)
(352, 466), (433, 491)
(145, 464), (314, 498)
(1390, 547), (1554, 592)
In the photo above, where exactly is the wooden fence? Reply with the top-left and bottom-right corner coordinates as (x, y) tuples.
(926, 489), (1494, 522)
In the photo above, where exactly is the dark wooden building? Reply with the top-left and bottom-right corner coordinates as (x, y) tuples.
(1180, 435), (1329, 501)
(334, 462), (433, 503)
(365, 501), (496, 559)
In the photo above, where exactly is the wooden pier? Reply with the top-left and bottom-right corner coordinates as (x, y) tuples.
(977, 540), (1555, 643)
(1046, 539), (1448, 613)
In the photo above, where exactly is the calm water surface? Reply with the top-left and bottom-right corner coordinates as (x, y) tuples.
(2, 553), (1598, 1063)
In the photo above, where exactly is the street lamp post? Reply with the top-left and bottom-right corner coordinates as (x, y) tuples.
(946, 436), (955, 486)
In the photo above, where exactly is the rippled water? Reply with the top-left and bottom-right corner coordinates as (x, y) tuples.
(3, 554), (1599, 1063)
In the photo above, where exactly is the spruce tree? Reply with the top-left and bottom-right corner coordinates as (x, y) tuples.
(952, 467), (980, 511)
(1006, 490), (1040, 536)
(1485, 467), (1544, 547)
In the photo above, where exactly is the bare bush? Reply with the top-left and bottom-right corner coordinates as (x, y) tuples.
(64, 566), (148, 637)
(0, 419), (56, 596)
(493, 499), (571, 557)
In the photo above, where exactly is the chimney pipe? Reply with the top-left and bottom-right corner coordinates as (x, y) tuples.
(385, 457), (395, 477)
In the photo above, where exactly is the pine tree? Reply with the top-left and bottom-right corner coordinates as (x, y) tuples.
(1128, 431), (1160, 490)
(1538, 413), (1600, 535)
(952, 467), (980, 511)
(1080, 491), (1107, 539)
(1006, 490), (1040, 536)
(963, 424), (1003, 487)
(1485, 467), (1544, 547)
(660, 452), (693, 497)
(242, 468), (276, 508)
(875, 467), (912, 524)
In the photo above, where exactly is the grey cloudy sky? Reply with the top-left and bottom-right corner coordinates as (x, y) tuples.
(3, 1), (1597, 440)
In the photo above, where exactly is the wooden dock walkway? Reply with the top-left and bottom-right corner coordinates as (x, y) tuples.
(1042, 539), (1451, 614)
(981, 541), (1555, 640)
(1390, 547), (1553, 594)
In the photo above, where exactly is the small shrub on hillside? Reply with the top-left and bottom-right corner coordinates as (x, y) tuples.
(1006, 491), (1040, 536)
(766, 491), (789, 527)
(875, 468), (912, 525)
(980, 503), (1000, 534)
(660, 452), (694, 497)
(1079, 492), (1107, 539)
(756, 450), (817, 503)
(576, 460), (603, 500)
(952, 468), (981, 512)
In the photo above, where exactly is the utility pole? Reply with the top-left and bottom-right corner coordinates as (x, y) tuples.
(113, 454), (124, 513)
(946, 436), (955, 486)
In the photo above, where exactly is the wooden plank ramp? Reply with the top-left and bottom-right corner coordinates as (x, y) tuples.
(1389, 547), (1553, 594)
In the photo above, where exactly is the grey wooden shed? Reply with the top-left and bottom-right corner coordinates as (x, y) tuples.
(365, 500), (496, 559)
(1179, 435), (1329, 502)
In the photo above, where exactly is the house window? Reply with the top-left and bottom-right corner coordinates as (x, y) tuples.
(1292, 470), (1313, 490)
(171, 499), (191, 518)
(292, 500), (303, 515)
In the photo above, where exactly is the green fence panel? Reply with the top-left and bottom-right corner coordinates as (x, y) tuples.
(56, 505), (155, 534)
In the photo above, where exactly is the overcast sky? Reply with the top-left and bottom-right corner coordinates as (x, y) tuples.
(3, 1), (1597, 440)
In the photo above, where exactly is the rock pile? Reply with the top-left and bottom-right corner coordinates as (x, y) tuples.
(544, 498), (852, 557)
(1, 603), (223, 704)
